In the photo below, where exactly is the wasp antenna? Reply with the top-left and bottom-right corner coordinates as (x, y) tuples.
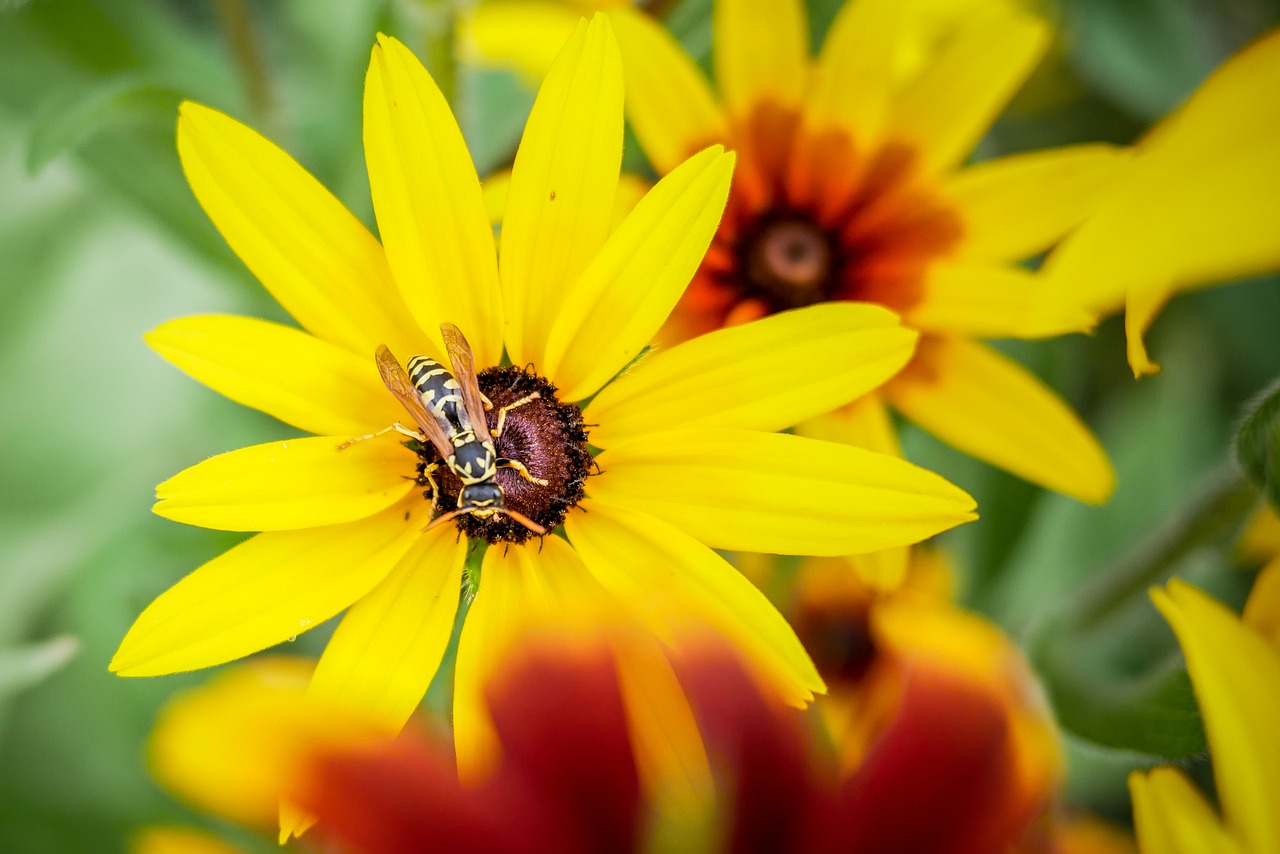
(500, 507), (547, 536)
(423, 508), (466, 534)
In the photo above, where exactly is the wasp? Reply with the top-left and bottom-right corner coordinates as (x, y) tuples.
(340, 322), (548, 535)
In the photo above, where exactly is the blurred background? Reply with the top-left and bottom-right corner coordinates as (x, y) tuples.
(2, 0), (1279, 850)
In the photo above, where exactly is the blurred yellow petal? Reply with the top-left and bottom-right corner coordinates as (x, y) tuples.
(886, 336), (1114, 503)
(801, 0), (900, 143)
(110, 496), (434, 677)
(1244, 557), (1280, 649)
(307, 526), (467, 734)
(1154, 580), (1280, 853)
(481, 169), (512, 225)
(364, 35), (503, 366)
(590, 428), (976, 555)
(584, 302), (916, 446)
(154, 436), (414, 532)
(146, 315), (404, 437)
(567, 498), (823, 706)
(795, 394), (902, 457)
(543, 146), (735, 400)
(713, 0), (808, 121)
(460, 1), (583, 82)
(1042, 29), (1280, 371)
(1237, 506), (1280, 565)
(887, 10), (1048, 175)
(944, 144), (1133, 261)
(1122, 282), (1170, 377)
(176, 103), (421, 359)
(609, 8), (729, 175)
(904, 261), (1095, 339)
(501, 15), (624, 370)
(132, 827), (249, 854)
(1129, 768), (1243, 854)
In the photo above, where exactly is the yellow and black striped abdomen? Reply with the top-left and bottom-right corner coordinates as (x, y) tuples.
(407, 355), (467, 429)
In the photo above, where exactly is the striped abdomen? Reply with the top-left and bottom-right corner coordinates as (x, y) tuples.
(407, 355), (470, 435)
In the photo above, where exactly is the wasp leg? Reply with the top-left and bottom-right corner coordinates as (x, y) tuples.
(338, 422), (427, 451)
(420, 464), (441, 518)
(480, 392), (494, 411)
(497, 457), (550, 486)
(491, 393), (542, 438)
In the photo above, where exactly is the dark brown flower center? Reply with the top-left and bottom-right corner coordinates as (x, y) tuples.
(743, 216), (838, 310)
(410, 366), (591, 545)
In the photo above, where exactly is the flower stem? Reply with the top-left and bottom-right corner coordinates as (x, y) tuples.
(214, 0), (274, 127)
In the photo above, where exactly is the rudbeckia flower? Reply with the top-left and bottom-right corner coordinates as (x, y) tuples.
(1129, 579), (1280, 853)
(1042, 27), (1280, 377)
(609, 0), (1119, 503)
(111, 14), (976, 775)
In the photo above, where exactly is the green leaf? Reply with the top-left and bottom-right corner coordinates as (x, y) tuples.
(1236, 378), (1280, 511)
(0, 636), (79, 703)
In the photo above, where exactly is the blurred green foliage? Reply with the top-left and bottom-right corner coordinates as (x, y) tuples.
(2, 0), (1280, 850)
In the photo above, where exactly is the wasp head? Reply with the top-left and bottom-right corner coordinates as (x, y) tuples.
(459, 481), (505, 518)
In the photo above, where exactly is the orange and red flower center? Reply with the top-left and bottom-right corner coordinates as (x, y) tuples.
(413, 367), (591, 544)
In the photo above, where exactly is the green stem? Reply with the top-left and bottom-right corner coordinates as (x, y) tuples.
(1065, 462), (1258, 632)
(214, 0), (274, 126)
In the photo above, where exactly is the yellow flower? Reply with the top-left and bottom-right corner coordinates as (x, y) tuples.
(608, 0), (1119, 504)
(111, 13), (976, 779)
(131, 827), (248, 854)
(1129, 579), (1280, 853)
(1042, 28), (1280, 377)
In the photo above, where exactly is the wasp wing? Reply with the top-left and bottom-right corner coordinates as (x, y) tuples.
(441, 322), (491, 440)
(375, 344), (455, 461)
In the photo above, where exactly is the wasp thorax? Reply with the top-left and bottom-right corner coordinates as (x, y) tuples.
(414, 366), (591, 545)
(742, 214), (840, 311)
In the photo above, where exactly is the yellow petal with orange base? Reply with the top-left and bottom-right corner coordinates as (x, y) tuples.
(609, 8), (730, 175)
(584, 302), (916, 447)
(501, 16), (623, 370)
(801, 0), (900, 145)
(306, 525), (467, 735)
(590, 428), (976, 555)
(154, 435), (414, 532)
(146, 315), (406, 438)
(176, 103), (422, 360)
(364, 35), (504, 366)
(885, 336), (1114, 504)
(542, 146), (735, 401)
(111, 495), (436, 677)
(713, 0), (808, 122)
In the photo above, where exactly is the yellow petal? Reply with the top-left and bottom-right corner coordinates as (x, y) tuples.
(800, 0), (900, 144)
(795, 394), (902, 457)
(1154, 580), (1280, 854)
(887, 9), (1048, 175)
(904, 261), (1096, 339)
(885, 336), (1114, 504)
(1236, 506), (1280, 565)
(306, 526), (467, 734)
(110, 495), (434, 677)
(608, 8), (729, 175)
(480, 169), (512, 226)
(713, 0), (808, 122)
(589, 428), (976, 555)
(542, 146), (735, 401)
(486, 167), (650, 231)
(1129, 768), (1243, 854)
(146, 315), (405, 437)
(567, 498), (823, 706)
(944, 144), (1133, 261)
(131, 827), (249, 854)
(1244, 556), (1280, 651)
(460, 1), (584, 83)
(176, 103), (422, 359)
(154, 435), (415, 532)
(364, 35), (504, 366)
(1123, 282), (1171, 377)
(584, 302), (917, 447)
(501, 15), (624, 370)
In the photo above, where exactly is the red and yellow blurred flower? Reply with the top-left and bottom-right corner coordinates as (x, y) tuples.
(1129, 578), (1280, 853)
(607, 0), (1118, 504)
(111, 14), (978, 813)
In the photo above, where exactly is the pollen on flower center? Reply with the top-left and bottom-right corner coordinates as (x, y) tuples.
(413, 366), (592, 545)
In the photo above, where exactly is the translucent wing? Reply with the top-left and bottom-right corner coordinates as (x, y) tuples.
(375, 344), (455, 460)
(441, 322), (491, 439)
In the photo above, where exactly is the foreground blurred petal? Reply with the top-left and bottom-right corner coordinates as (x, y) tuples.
(713, 0), (808, 121)
(887, 10), (1048, 175)
(1130, 767), (1243, 854)
(943, 144), (1132, 262)
(306, 526), (467, 734)
(543, 146), (735, 400)
(886, 336), (1114, 504)
(590, 428), (976, 555)
(146, 315), (405, 437)
(584, 303), (916, 446)
(1153, 580), (1280, 853)
(154, 436), (415, 532)
(609, 8), (729, 175)
(176, 103), (421, 358)
(501, 15), (624, 369)
(566, 498), (822, 706)
(364, 35), (503, 365)
(111, 497), (435, 676)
